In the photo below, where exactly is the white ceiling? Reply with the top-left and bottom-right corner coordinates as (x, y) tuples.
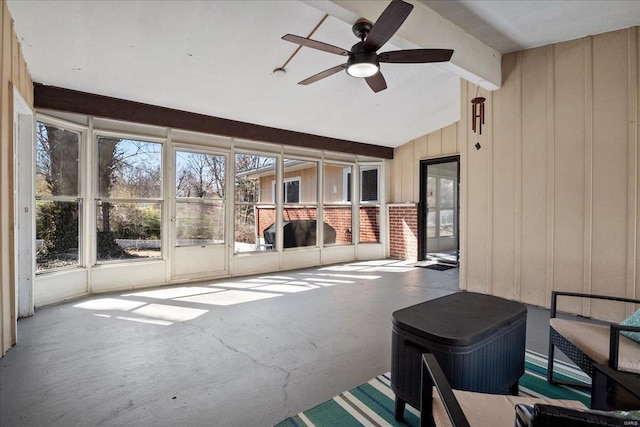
(420, 0), (640, 54)
(6, 1), (639, 149)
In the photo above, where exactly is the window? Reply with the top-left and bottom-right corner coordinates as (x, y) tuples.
(234, 153), (276, 252)
(323, 163), (353, 245)
(427, 175), (456, 238)
(358, 165), (380, 243)
(273, 177), (301, 204)
(283, 177), (300, 204)
(96, 137), (162, 261)
(35, 122), (81, 272)
(344, 166), (379, 202)
(175, 150), (225, 246)
(361, 168), (379, 202)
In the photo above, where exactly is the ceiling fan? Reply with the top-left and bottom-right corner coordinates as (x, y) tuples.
(282, 0), (454, 93)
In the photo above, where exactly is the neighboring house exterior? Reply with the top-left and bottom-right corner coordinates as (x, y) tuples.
(241, 160), (380, 249)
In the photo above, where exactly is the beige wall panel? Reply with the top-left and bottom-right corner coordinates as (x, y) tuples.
(636, 28), (640, 307)
(25, 72), (32, 107)
(390, 143), (408, 203)
(390, 148), (400, 203)
(400, 141), (415, 202)
(301, 166), (318, 202)
(519, 47), (550, 307)
(427, 129), (442, 157)
(19, 47), (26, 94)
(458, 27), (638, 320)
(1, 0), (14, 354)
(441, 123), (458, 155)
(552, 38), (587, 299)
(465, 81), (491, 293)
(323, 165), (346, 203)
(414, 134), (428, 160)
(490, 53), (518, 300)
(590, 30), (631, 319)
(390, 144), (401, 203)
(10, 27), (16, 83)
(0, 0), (6, 355)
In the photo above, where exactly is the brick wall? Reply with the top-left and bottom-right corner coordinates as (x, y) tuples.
(359, 206), (380, 243)
(388, 204), (418, 260)
(255, 206), (381, 245)
(323, 206), (352, 244)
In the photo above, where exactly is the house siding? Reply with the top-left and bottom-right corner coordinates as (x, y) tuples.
(390, 26), (640, 323)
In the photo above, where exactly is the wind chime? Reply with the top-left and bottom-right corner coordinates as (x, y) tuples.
(471, 86), (486, 150)
(471, 86), (486, 134)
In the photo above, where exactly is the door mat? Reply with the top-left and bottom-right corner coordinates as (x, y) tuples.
(422, 263), (457, 271)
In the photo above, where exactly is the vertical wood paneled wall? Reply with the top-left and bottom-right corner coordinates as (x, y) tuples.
(1, 0), (33, 356)
(390, 26), (639, 322)
(462, 27), (639, 320)
(391, 122), (459, 203)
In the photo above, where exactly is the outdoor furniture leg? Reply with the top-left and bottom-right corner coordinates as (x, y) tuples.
(394, 396), (405, 421)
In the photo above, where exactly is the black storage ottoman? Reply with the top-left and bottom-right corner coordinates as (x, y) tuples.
(391, 291), (527, 420)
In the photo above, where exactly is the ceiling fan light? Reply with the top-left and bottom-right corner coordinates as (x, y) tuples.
(347, 62), (379, 78)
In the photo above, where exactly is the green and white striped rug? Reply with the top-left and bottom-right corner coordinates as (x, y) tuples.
(275, 350), (590, 427)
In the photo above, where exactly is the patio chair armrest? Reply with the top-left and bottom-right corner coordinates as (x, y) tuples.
(421, 353), (470, 427)
(550, 291), (640, 318)
(593, 363), (640, 401)
(609, 324), (640, 370)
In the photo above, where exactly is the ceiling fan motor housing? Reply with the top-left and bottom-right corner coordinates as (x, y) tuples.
(346, 41), (379, 77)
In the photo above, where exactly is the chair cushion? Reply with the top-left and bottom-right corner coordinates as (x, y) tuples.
(620, 309), (640, 343)
(431, 388), (585, 427)
(550, 318), (640, 374)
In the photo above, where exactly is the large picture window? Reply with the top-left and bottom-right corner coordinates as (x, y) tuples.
(35, 122), (81, 271)
(175, 150), (225, 246)
(96, 136), (162, 261)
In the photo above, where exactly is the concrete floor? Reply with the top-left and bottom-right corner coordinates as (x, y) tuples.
(0, 260), (557, 427)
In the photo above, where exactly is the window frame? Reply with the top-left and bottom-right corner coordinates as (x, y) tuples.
(234, 151), (278, 253)
(174, 148), (227, 247)
(323, 162), (354, 246)
(273, 176), (301, 204)
(344, 165), (379, 203)
(34, 117), (85, 273)
(94, 131), (165, 263)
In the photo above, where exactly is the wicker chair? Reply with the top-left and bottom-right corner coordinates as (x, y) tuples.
(547, 291), (640, 386)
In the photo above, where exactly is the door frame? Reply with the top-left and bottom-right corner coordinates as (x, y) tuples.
(13, 87), (35, 318)
(170, 144), (229, 281)
(417, 155), (460, 263)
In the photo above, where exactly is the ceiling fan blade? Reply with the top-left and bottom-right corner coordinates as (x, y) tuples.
(363, 0), (413, 52)
(298, 64), (346, 85)
(379, 49), (454, 63)
(282, 34), (349, 56)
(365, 72), (387, 93)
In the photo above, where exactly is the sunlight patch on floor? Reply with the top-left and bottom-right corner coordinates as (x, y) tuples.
(132, 303), (208, 322)
(74, 298), (145, 311)
(251, 283), (318, 293)
(123, 287), (216, 300)
(176, 289), (283, 306)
